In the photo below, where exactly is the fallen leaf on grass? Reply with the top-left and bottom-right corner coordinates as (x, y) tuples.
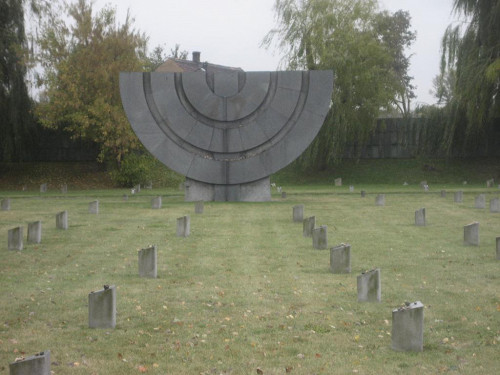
(315, 353), (322, 358)
(286, 366), (293, 373)
(256, 368), (264, 374)
(138, 365), (147, 373)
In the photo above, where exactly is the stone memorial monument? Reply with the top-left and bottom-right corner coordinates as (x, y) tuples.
(490, 198), (500, 213)
(177, 216), (190, 237)
(195, 200), (204, 214)
(375, 194), (385, 206)
(474, 194), (486, 209)
(497, 237), (500, 260)
(9, 350), (50, 375)
(151, 196), (162, 209)
(89, 285), (116, 329)
(120, 70), (333, 201)
(138, 245), (157, 278)
(415, 207), (426, 226)
(293, 205), (304, 222)
(56, 211), (68, 230)
(357, 268), (381, 302)
(88, 200), (99, 214)
(1, 198), (10, 211)
(312, 225), (328, 250)
(27, 221), (42, 244)
(464, 222), (479, 246)
(391, 301), (424, 352)
(8, 227), (23, 251)
(454, 191), (463, 203)
(303, 216), (315, 237)
(329, 243), (351, 274)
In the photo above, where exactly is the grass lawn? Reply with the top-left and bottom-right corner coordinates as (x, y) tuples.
(0, 180), (499, 374)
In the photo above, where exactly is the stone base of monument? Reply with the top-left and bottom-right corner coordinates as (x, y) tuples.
(27, 221), (42, 244)
(88, 285), (116, 329)
(391, 301), (424, 352)
(357, 269), (381, 302)
(303, 216), (316, 237)
(330, 244), (351, 274)
(8, 227), (23, 251)
(312, 226), (328, 250)
(184, 177), (271, 202)
(138, 245), (157, 278)
(9, 350), (50, 375)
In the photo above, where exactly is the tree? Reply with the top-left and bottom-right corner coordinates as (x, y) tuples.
(144, 43), (188, 72)
(0, 0), (36, 161)
(263, 0), (415, 168)
(435, 0), (500, 155)
(35, 0), (148, 163)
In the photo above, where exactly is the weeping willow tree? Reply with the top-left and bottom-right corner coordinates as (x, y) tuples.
(436, 0), (500, 156)
(263, 0), (415, 169)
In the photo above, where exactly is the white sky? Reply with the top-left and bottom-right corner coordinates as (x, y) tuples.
(91, 0), (458, 106)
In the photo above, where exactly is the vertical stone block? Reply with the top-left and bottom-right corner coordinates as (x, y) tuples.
(293, 205), (304, 222)
(360, 190), (366, 198)
(464, 222), (479, 246)
(334, 178), (342, 186)
(88, 285), (116, 329)
(56, 211), (68, 230)
(177, 216), (190, 237)
(138, 245), (157, 278)
(281, 191), (287, 199)
(8, 227), (23, 251)
(489, 198), (500, 213)
(40, 183), (47, 193)
(88, 200), (99, 214)
(27, 221), (42, 244)
(312, 225), (327, 249)
(1, 198), (10, 211)
(415, 208), (426, 226)
(474, 194), (486, 209)
(9, 350), (50, 375)
(497, 237), (500, 260)
(440, 190), (446, 198)
(375, 194), (385, 206)
(349, 186), (354, 192)
(329, 243), (351, 274)
(454, 191), (463, 203)
(151, 196), (162, 209)
(303, 216), (316, 237)
(195, 201), (204, 214)
(391, 301), (424, 352)
(357, 268), (381, 302)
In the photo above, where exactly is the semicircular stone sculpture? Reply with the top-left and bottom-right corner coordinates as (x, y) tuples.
(120, 70), (333, 201)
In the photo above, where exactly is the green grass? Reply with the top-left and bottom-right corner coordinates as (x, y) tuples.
(1, 184), (499, 374)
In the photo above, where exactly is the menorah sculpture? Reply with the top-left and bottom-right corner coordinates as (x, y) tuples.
(120, 70), (333, 201)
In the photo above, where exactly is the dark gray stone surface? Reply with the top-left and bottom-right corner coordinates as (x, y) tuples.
(138, 245), (157, 278)
(184, 177), (271, 202)
(88, 285), (116, 329)
(454, 191), (463, 203)
(120, 70), (333, 200)
(357, 269), (381, 302)
(464, 222), (479, 246)
(8, 227), (23, 251)
(375, 194), (385, 206)
(329, 243), (351, 274)
(88, 200), (99, 214)
(497, 237), (500, 260)
(56, 211), (68, 230)
(293, 205), (304, 222)
(27, 221), (42, 244)
(415, 207), (426, 226)
(312, 225), (328, 250)
(1, 198), (10, 211)
(177, 216), (190, 237)
(303, 216), (315, 237)
(489, 198), (499, 213)
(391, 301), (424, 352)
(9, 350), (50, 375)
(475, 194), (486, 209)
(152, 196), (162, 209)
(195, 201), (204, 214)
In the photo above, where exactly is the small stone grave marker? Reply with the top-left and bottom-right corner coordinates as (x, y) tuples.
(281, 191), (287, 198)
(440, 190), (446, 198)
(303, 216), (316, 237)
(40, 183), (47, 193)
(293, 205), (304, 222)
(151, 196), (162, 209)
(490, 198), (500, 213)
(8, 227), (23, 250)
(360, 190), (366, 198)
(334, 178), (342, 186)
(415, 207), (426, 226)
(454, 191), (463, 203)
(357, 268), (381, 302)
(138, 245), (157, 278)
(89, 285), (116, 329)
(486, 178), (494, 188)
(89, 200), (99, 214)
(375, 194), (385, 206)
(312, 225), (328, 250)
(177, 216), (190, 237)
(195, 200), (204, 214)
(329, 243), (351, 274)
(56, 210), (68, 230)
(464, 222), (479, 246)
(1, 198), (10, 211)
(27, 221), (42, 244)
(496, 237), (500, 260)
(9, 350), (50, 375)
(392, 301), (424, 352)
(349, 185), (354, 192)
(474, 194), (486, 209)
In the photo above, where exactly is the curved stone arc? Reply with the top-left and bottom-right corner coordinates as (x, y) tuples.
(119, 70), (333, 185)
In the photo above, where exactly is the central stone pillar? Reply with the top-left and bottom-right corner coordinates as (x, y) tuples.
(184, 177), (270, 202)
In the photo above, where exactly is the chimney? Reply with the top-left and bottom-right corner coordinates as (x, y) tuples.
(192, 51), (201, 63)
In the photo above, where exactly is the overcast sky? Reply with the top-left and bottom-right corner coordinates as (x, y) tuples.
(92, 0), (458, 106)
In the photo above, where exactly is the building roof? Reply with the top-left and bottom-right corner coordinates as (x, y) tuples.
(155, 52), (243, 74)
